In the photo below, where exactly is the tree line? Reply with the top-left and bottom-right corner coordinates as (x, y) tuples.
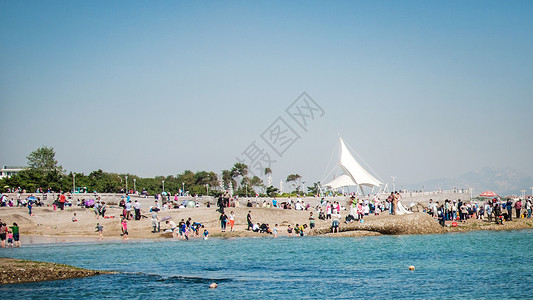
(1, 146), (320, 197)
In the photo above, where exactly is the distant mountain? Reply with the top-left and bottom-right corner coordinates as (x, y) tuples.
(407, 168), (532, 197)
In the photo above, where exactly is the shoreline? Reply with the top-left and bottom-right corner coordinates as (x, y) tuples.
(14, 217), (533, 245)
(2, 206), (533, 246)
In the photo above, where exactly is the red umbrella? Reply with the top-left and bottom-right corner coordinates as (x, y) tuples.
(479, 191), (498, 197)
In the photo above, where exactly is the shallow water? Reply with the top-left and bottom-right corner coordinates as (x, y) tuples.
(2, 230), (533, 299)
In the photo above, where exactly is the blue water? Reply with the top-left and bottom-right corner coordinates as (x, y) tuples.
(1, 230), (533, 299)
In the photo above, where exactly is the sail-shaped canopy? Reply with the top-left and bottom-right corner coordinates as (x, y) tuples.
(324, 174), (357, 189)
(339, 137), (382, 188)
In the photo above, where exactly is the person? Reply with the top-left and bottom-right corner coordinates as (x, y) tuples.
(9, 222), (20, 247)
(121, 218), (128, 239)
(494, 203), (502, 224)
(506, 199), (513, 221)
(95, 223), (103, 240)
(134, 200), (141, 220)
(100, 201), (107, 218)
(252, 223), (260, 232)
(309, 212), (315, 229)
(7, 231), (14, 247)
(219, 213), (228, 232)
(166, 220), (177, 237)
(287, 224), (293, 237)
(0, 222), (7, 248)
(203, 228), (209, 240)
(229, 211), (235, 231)
(151, 211), (160, 233)
(515, 200), (522, 219)
(59, 192), (66, 210)
(246, 211), (253, 231)
(273, 224), (278, 238)
(526, 200), (532, 218)
(27, 197), (33, 216)
(331, 214), (340, 233)
(437, 205), (445, 227)
(72, 213), (78, 222)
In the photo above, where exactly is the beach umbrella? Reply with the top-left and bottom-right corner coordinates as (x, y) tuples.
(479, 191), (498, 198)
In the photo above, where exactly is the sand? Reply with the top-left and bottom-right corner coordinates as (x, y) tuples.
(1, 201), (532, 245)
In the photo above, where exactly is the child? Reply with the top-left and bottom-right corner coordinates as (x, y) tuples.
(121, 218), (128, 240)
(273, 224), (278, 238)
(95, 223), (103, 240)
(72, 213), (78, 222)
(203, 228), (209, 240)
(7, 231), (13, 247)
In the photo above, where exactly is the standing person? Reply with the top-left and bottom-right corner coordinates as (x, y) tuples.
(27, 197), (34, 216)
(133, 200), (141, 220)
(515, 200), (522, 219)
(273, 224), (278, 238)
(437, 205), (445, 227)
(246, 211), (253, 231)
(219, 213), (228, 232)
(100, 202), (107, 218)
(506, 199), (513, 221)
(229, 211), (235, 231)
(0, 222), (7, 248)
(94, 201), (100, 219)
(389, 192), (398, 215)
(9, 222), (20, 247)
(121, 218), (128, 240)
(309, 212), (315, 230)
(151, 211), (160, 233)
(95, 223), (103, 240)
(526, 200), (532, 218)
(59, 192), (66, 210)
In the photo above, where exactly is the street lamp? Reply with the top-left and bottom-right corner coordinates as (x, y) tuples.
(125, 176), (128, 193)
(206, 184), (209, 196)
(162, 180), (165, 193)
(73, 173), (76, 194)
(182, 182), (185, 195)
(391, 176), (396, 192)
(133, 178), (136, 194)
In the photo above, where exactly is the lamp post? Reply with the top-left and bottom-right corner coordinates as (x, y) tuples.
(391, 176), (396, 192)
(73, 173), (76, 194)
(302, 181), (306, 197)
(162, 180), (165, 193)
(521, 189), (526, 199)
(182, 182), (185, 195)
(206, 184), (209, 196)
(125, 176), (128, 193)
(133, 179), (136, 194)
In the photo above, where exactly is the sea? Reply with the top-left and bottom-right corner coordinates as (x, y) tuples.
(1, 230), (533, 299)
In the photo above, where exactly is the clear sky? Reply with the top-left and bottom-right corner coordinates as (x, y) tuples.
(1, 1), (532, 190)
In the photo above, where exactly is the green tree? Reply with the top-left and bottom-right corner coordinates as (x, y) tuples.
(286, 174), (302, 194)
(27, 146), (62, 174)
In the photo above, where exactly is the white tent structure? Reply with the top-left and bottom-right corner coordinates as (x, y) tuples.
(324, 137), (383, 193)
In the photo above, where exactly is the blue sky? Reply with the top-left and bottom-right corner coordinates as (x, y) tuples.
(1, 1), (532, 190)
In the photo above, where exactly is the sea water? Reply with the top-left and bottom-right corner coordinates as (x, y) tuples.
(1, 230), (533, 299)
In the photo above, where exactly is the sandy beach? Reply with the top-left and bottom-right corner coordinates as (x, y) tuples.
(1, 198), (532, 245)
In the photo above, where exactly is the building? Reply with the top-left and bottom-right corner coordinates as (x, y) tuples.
(0, 166), (26, 179)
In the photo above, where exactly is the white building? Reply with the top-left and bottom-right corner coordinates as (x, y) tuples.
(0, 166), (26, 179)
